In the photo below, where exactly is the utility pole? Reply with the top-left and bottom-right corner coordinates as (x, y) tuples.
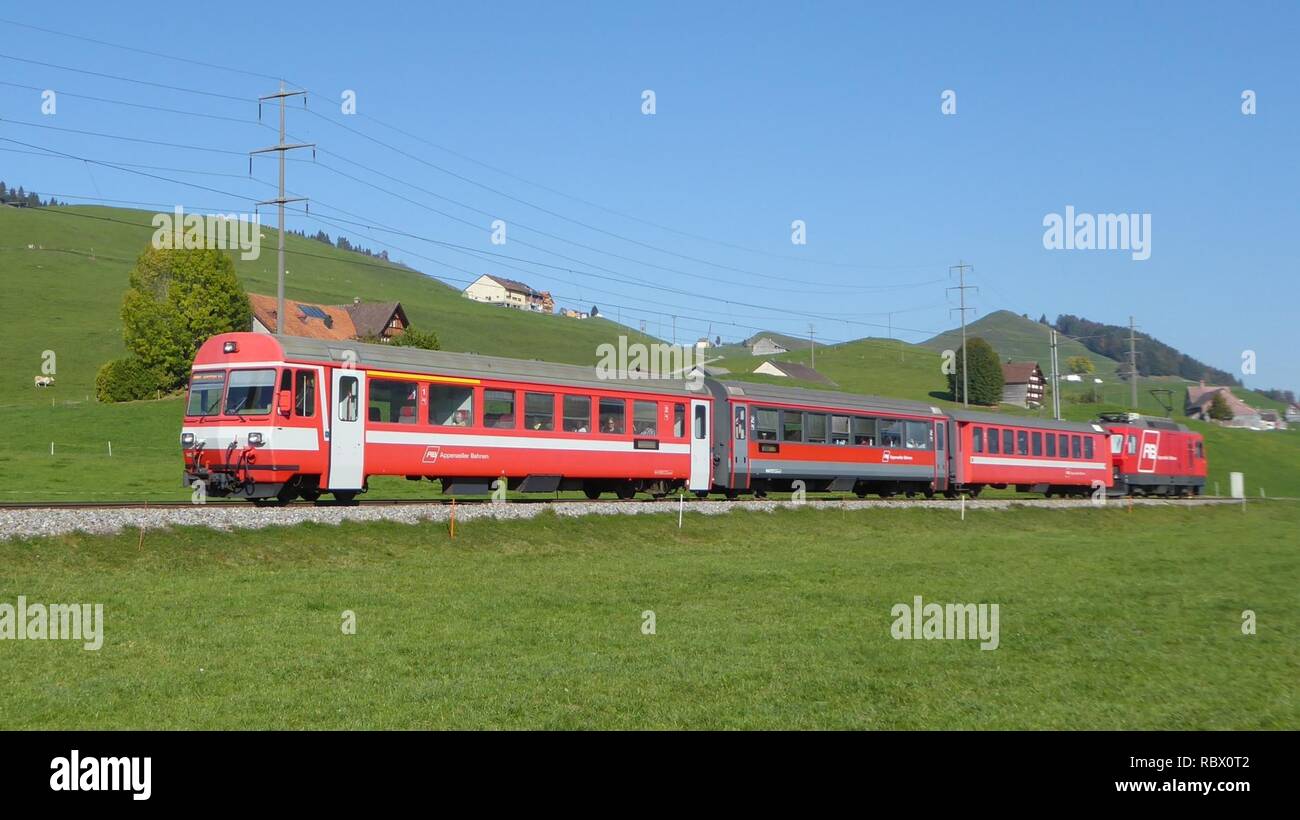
(947, 261), (977, 407)
(671, 315), (677, 346)
(1049, 329), (1061, 420)
(251, 81), (314, 337)
(809, 323), (816, 369)
(1128, 316), (1139, 409)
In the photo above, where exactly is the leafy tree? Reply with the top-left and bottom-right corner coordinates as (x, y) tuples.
(390, 328), (440, 350)
(119, 246), (251, 395)
(1065, 355), (1095, 375)
(1208, 392), (1234, 421)
(1038, 313), (1049, 325)
(947, 336), (1004, 405)
(590, 305), (600, 317)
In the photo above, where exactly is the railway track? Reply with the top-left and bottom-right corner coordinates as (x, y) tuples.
(0, 494), (1242, 511)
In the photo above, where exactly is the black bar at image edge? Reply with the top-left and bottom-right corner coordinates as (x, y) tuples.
(0, 731), (1287, 806)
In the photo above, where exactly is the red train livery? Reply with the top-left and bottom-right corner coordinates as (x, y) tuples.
(181, 332), (1206, 502)
(1098, 413), (1207, 496)
(183, 333), (709, 502)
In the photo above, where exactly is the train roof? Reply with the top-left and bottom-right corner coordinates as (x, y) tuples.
(1096, 412), (1191, 432)
(719, 380), (943, 417)
(947, 408), (1105, 434)
(274, 334), (704, 397)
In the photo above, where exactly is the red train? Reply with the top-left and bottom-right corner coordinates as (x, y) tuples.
(1098, 412), (1207, 496)
(180, 333), (1205, 502)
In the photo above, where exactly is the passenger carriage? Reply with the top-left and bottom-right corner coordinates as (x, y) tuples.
(182, 333), (713, 502)
(1097, 413), (1206, 497)
(705, 381), (951, 498)
(946, 410), (1111, 497)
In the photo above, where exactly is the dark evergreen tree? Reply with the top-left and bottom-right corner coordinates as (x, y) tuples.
(947, 336), (1004, 405)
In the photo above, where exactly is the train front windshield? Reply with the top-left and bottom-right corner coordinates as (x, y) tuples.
(186, 371), (226, 416)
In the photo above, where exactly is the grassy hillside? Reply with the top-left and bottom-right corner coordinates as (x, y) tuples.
(923, 310), (1123, 380)
(0, 204), (657, 408)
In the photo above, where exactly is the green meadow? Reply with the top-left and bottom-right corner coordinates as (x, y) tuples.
(0, 503), (1294, 729)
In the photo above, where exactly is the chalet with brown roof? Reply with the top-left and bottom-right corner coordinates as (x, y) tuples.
(1185, 382), (1265, 428)
(1001, 361), (1045, 408)
(248, 294), (408, 342)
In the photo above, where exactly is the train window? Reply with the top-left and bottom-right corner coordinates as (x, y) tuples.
(806, 414), (827, 444)
(936, 422), (945, 451)
(279, 369), (292, 395)
(1059, 434), (1069, 457)
(852, 417), (876, 446)
(485, 390), (517, 429)
(1110, 434), (1124, 454)
(755, 408), (779, 440)
(905, 421), (931, 450)
(430, 385), (474, 427)
(1046, 433), (1056, 457)
(525, 393), (555, 431)
(634, 401), (658, 436)
(1195, 441), (1204, 459)
(294, 371), (316, 417)
(972, 426), (983, 453)
(831, 415), (851, 445)
(693, 405), (706, 439)
(674, 404), (686, 438)
(734, 406), (746, 441)
(338, 376), (358, 422)
(225, 369), (276, 415)
(1016, 430), (1028, 456)
(1127, 435), (1138, 455)
(880, 420), (904, 448)
(1084, 437), (1094, 459)
(781, 411), (803, 442)
(987, 427), (1000, 454)
(186, 371), (226, 416)
(370, 379), (418, 424)
(1031, 432), (1042, 456)
(1002, 429), (1015, 455)
(599, 398), (625, 434)
(563, 396), (592, 433)
(1071, 435), (1082, 459)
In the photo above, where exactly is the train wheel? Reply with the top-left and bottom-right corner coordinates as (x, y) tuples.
(968, 486), (983, 499)
(583, 487), (602, 500)
(694, 490), (709, 499)
(300, 488), (321, 503)
(333, 491), (358, 504)
(615, 484), (636, 500)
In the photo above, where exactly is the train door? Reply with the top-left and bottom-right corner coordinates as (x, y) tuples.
(731, 404), (749, 489)
(689, 399), (711, 491)
(933, 418), (948, 491)
(1137, 429), (1160, 474)
(328, 369), (365, 489)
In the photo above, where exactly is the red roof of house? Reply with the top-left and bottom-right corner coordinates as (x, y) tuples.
(248, 293), (357, 340)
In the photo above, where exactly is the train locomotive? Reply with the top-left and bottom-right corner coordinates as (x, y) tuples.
(181, 333), (1205, 503)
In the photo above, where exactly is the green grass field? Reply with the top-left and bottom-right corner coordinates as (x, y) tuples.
(1, 503), (1294, 729)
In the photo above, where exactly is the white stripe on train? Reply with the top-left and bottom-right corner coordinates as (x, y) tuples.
(366, 430), (691, 454)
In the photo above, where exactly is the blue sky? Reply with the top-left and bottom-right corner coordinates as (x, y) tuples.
(2, 2), (1296, 392)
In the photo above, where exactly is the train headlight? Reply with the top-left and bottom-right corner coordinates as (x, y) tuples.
(223, 341), (238, 354)
(247, 432), (264, 447)
(181, 432), (195, 448)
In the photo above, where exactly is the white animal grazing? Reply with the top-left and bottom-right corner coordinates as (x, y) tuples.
(34, 375), (55, 388)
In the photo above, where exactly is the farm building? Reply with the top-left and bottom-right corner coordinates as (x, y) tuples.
(752, 360), (835, 386)
(1001, 361), (1046, 408)
(462, 274), (553, 313)
(249, 294), (408, 342)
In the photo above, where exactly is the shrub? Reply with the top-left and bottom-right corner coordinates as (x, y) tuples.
(95, 356), (159, 403)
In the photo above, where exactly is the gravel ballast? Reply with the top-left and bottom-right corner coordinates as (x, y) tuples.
(0, 497), (1241, 541)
